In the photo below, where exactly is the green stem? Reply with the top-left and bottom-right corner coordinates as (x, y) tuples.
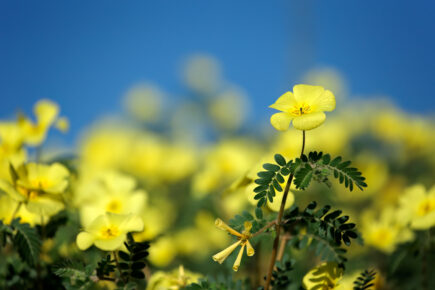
(10, 202), (22, 221)
(113, 251), (127, 284)
(264, 130), (305, 289)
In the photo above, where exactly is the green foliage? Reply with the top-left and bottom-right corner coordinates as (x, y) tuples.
(353, 269), (376, 290)
(117, 233), (150, 282)
(37, 210), (68, 238)
(253, 154), (293, 207)
(283, 201), (359, 267)
(186, 276), (247, 290)
(229, 210), (267, 237)
(291, 151), (367, 191)
(11, 218), (41, 266)
(96, 254), (116, 279)
(270, 257), (294, 289)
(54, 260), (95, 290)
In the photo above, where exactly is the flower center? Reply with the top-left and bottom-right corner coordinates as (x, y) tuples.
(17, 186), (39, 200)
(106, 199), (123, 213)
(100, 226), (119, 239)
(417, 199), (435, 216)
(290, 104), (312, 116)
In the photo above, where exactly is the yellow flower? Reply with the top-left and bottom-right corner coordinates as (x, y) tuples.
(212, 218), (255, 271)
(362, 207), (413, 253)
(147, 265), (202, 290)
(302, 262), (343, 289)
(18, 100), (67, 146)
(76, 212), (144, 251)
(0, 162), (69, 217)
(269, 84), (336, 131)
(74, 170), (147, 228)
(398, 184), (435, 230)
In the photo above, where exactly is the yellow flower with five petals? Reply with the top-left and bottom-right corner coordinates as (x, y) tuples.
(269, 84), (336, 131)
(212, 218), (255, 271)
(76, 212), (144, 251)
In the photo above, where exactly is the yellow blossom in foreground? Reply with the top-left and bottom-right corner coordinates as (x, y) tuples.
(302, 262), (343, 289)
(398, 184), (435, 230)
(76, 212), (144, 251)
(269, 84), (335, 131)
(147, 265), (202, 290)
(212, 218), (255, 271)
(0, 195), (41, 225)
(0, 162), (69, 217)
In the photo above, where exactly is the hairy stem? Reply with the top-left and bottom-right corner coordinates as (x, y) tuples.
(264, 130), (305, 289)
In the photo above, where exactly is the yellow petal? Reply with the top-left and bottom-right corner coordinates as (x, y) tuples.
(55, 117), (69, 132)
(292, 112), (326, 131)
(232, 244), (245, 271)
(313, 89), (336, 112)
(76, 232), (94, 250)
(215, 218), (242, 237)
(270, 112), (293, 131)
(35, 100), (59, 126)
(94, 234), (126, 251)
(243, 221), (252, 232)
(246, 240), (255, 256)
(26, 197), (64, 217)
(120, 214), (144, 233)
(269, 92), (297, 111)
(212, 240), (241, 264)
(293, 84), (324, 103)
(0, 179), (25, 202)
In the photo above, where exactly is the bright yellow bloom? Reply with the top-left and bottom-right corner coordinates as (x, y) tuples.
(302, 262), (343, 289)
(398, 184), (435, 230)
(0, 162), (69, 217)
(212, 218), (255, 271)
(76, 212), (144, 251)
(269, 84), (336, 131)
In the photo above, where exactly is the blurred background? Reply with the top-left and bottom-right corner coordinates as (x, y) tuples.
(1, 0), (434, 144)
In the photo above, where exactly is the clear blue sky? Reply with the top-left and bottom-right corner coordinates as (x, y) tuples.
(1, 0), (434, 142)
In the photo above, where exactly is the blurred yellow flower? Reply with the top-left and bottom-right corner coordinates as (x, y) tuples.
(147, 265), (202, 290)
(76, 212), (143, 251)
(361, 207), (413, 253)
(148, 236), (177, 267)
(398, 184), (435, 230)
(270, 84), (336, 131)
(302, 262), (343, 289)
(74, 170), (147, 228)
(123, 84), (164, 123)
(212, 218), (254, 271)
(0, 195), (40, 225)
(18, 100), (67, 145)
(0, 162), (69, 217)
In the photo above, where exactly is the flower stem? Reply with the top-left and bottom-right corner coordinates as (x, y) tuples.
(264, 130), (305, 289)
(10, 202), (22, 221)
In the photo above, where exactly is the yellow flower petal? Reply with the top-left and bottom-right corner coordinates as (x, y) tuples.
(313, 89), (336, 112)
(76, 232), (94, 250)
(94, 235), (126, 251)
(293, 84), (324, 103)
(212, 240), (241, 264)
(35, 100), (59, 126)
(119, 214), (144, 233)
(246, 240), (255, 256)
(215, 218), (242, 237)
(292, 112), (326, 130)
(232, 244), (245, 271)
(270, 112), (293, 131)
(269, 92), (297, 112)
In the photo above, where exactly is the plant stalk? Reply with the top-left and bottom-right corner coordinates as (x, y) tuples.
(264, 130), (305, 289)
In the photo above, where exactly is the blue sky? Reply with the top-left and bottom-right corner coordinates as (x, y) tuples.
(1, 0), (434, 142)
